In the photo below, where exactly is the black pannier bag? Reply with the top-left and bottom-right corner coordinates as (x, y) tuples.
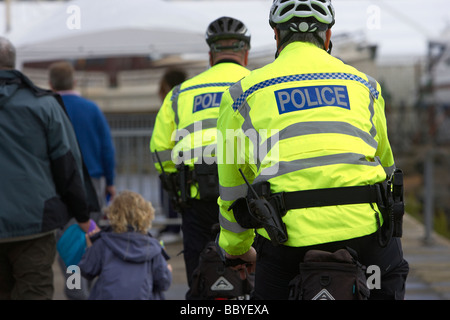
(288, 248), (370, 300)
(186, 241), (254, 300)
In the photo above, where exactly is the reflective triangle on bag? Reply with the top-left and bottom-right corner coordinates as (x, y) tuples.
(210, 276), (234, 291)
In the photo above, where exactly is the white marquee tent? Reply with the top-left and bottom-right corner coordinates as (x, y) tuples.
(6, 0), (212, 67)
(2, 0), (449, 68)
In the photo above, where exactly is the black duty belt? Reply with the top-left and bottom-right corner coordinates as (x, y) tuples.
(271, 184), (381, 212)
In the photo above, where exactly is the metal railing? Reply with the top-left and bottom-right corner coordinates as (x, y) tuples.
(111, 128), (178, 226)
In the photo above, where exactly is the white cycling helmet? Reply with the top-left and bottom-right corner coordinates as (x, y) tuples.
(269, 0), (335, 29)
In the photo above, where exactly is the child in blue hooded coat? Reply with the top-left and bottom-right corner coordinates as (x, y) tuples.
(78, 190), (172, 300)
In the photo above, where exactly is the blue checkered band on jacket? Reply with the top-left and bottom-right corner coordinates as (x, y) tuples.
(171, 82), (235, 100)
(232, 73), (379, 111)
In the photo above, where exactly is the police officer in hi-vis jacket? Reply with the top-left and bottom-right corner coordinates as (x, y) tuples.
(150, 16), (251, 298)
(216, 0), (409, 300)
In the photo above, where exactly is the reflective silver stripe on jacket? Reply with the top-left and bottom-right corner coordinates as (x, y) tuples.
(219, 183), (248, 202)
(151, 149), (173, 164)
(219, 214), (248, 234)
(384, 164), (396, 177)
(365, 74), (396, 177)
(258, 121), (378, 167)
(366, 74), (378, 138)
(176, 118), (217, 138)
(229, 81), (262, 168)
(219, 181), (249, 233)
(254, 153), (382, 184)
(171, 84), (182, 127)
(176, 145), (217, 164)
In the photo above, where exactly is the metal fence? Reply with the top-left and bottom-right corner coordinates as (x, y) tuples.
(110, 126), (170, 224)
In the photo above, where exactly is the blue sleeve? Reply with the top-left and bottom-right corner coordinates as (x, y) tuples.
(78, 239), (103, 280)
(151, 252), (172, 293)
(96, 108), (115, 186)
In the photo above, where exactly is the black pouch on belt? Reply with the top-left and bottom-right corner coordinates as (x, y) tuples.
(288, 248), (370, 300)
(391, 169), (404, 238)
(193, 163), (220, 201)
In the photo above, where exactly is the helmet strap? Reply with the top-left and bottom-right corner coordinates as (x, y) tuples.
(312, 32), (332, 54)
(327, 40), (333, 54)
(210, 40), (247, 53)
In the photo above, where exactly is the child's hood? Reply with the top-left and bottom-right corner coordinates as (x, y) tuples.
(100, 231), (162, 263)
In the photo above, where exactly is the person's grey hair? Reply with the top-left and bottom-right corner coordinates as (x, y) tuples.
(279, 29), (326, 49)
(0, 37), (16, 69)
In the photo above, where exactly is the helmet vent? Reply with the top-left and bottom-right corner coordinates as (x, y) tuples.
(296, 4), (310, 12)
(281, 4), (295, 16)
(312, 4), (327, 16)
(225, 20), (232, 31)
(271, 6), (278, 16)
(218, 20), (225, 31)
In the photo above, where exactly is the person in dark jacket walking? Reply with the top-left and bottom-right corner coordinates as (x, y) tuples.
(0, 37), (93, 300)
(78, 190), (172, 300)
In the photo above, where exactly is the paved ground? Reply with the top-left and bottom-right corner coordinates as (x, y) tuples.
(53, 213), (450, 300)
(401, 214), (450, 299)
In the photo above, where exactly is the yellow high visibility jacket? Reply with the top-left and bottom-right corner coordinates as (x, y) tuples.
(150, 62), (250, 199)
(217, 42), (395, 255)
